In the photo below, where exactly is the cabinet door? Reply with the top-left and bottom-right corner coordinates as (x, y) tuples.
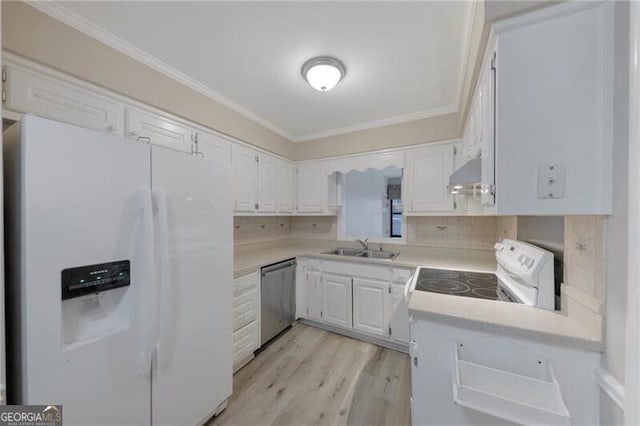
(305, 271), (323, 321)
(125, 108), (193, 153)
(4, 65), (123, 135)
(390, 284), (410, 344)
(296, 163), (325, 213)
(278, 161), (295, 213)
(196, 130), (231, 165)
(257, 154), (278, 213)
(231, 145), (258, 212)
(405, 144), (455, 213)
(352, 277), (389, 336)
(322, 274), (352, 329)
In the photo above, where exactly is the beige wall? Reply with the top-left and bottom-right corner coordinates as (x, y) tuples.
(2, 1), (296, 159)
(294, 113), (459, 161)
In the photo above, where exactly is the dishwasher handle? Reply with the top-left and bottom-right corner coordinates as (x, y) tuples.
(262, 259), (297, 275)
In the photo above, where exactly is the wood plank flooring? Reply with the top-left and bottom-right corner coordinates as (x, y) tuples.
(208, 323), (411, 426)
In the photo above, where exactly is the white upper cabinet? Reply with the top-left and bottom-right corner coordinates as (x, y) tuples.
(231, 144), (258, 212)
(4, 64), (122, 135)
(257, 154), (278, 213)
(196, 130), (231, 165)
(322, 273), (353, 329)
(352, 277), (389, 337)
(296, 163), (326, 213)
(404, 143), (456, 214)
(475, 2), (613, 215)
(277, 161), (295, 213)
(125, 108), (193, 153)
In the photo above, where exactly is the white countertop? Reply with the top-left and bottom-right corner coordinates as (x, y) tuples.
(234, 239), (496, 278)
(408, 290), (602, 351)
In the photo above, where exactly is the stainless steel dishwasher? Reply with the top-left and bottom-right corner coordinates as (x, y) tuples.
(260, 259), (296, 346)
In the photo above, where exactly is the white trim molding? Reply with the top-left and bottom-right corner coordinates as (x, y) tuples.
(25, 1), (464, 143)
(596, 367), (625, 411)
(25, 0), (297, 141)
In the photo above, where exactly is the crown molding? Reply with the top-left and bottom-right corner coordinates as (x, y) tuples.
(25, 0), (298, 141)
(26, 0), (465, 144)
(295, 104), (458, 142)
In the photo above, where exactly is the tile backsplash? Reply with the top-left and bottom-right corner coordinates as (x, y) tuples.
(563, 215), (605, 300)
(406, 216), (497, 250)
(234, 216), (291, 244)
(290, 216), (338, 240)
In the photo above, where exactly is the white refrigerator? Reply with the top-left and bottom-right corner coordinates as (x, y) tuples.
(3, 115), (233, 425)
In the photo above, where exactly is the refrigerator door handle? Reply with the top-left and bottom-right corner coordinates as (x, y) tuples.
(153, 190), (173, 371)
(138, 188), (156, 376)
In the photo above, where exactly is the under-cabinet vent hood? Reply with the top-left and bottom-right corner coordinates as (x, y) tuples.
(447, 157), (481, 195)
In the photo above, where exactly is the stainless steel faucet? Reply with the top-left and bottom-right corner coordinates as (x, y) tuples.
(356, 238), (369, 250)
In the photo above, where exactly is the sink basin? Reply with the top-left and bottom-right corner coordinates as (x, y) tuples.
(323, 247), (365, 257)
(359, 250), (400, 260)
(323, 247), (400, 260)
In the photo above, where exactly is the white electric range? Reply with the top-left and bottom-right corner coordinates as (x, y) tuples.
(406, 239), (556, 310)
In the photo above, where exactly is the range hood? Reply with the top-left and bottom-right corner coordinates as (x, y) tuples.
(447, 157), (481, 195)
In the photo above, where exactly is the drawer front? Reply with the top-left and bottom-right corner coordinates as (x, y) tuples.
(322, 260), (391, 281)
(234, 272), (258, 297)
(233, 288), (258, 331)
(233, 320), (258, 365)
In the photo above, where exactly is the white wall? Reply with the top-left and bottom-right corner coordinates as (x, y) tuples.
(343, 169), (387, 238)
(600, 1), (629, 423)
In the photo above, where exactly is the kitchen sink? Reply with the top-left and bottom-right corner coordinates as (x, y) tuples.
(323, 247), (400, 260)
(359, 250), (400, 260)
(323, 247), (365, 257)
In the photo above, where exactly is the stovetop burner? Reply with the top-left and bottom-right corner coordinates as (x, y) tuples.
(415, 268), (498, 300)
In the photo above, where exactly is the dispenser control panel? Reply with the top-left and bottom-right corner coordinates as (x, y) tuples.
(62, 260), (130, 300)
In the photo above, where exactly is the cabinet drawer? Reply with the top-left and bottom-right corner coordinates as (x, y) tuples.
(233, 288), (258, 331)
(232, 320), (258, 365)
(234, 272), (258, 297)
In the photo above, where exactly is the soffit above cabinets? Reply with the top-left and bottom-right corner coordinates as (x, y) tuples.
(36, 1), (475, 142)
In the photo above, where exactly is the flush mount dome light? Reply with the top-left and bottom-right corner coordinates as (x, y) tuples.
(301, 57), (346, 92)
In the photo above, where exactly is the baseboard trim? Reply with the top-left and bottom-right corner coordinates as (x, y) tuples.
(299, 319), (409, 354)
(596, 366), (625, 410)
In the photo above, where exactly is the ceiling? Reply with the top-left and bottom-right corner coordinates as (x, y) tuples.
(53, 1), (474, 142)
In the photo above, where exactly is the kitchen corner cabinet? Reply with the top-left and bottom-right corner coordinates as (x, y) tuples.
(404, 143), (456, 214)
(4, 64), (123, 135)
(125, 108), (193, 153)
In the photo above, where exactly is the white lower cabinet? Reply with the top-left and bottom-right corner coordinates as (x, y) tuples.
(322, 274), (353, 329)
(305, 271), (323, 321)
(352, 277), (389, 337)
(390, 283), (410, 344)
(232, 272), (259, 371)
(298, 260), (413, 349)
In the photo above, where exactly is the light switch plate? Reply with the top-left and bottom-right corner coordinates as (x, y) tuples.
(537, 164), (565, 199)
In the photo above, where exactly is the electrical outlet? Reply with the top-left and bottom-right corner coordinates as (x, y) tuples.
(537, 164), (565, 199)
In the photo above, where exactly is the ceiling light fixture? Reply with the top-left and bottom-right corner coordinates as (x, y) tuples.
(301, 57), (346, 92)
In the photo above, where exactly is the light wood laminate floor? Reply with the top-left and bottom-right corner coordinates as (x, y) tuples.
(209, 323), (411, 426)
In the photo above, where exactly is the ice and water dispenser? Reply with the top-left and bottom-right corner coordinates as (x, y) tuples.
(61, 260), (132, 349)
